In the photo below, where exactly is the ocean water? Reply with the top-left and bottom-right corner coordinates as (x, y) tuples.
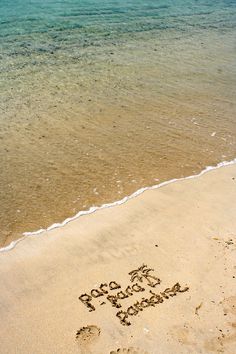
(0, 0), (236, 246)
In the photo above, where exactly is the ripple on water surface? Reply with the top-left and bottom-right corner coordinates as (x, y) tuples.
(0, 0), (236, 246)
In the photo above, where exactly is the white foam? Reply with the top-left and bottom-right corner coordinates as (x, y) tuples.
(1, 158), (236, 253)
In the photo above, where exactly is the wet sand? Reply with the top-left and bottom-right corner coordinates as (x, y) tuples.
(0, 163), (235, 353)
(1, 29), (236, 246)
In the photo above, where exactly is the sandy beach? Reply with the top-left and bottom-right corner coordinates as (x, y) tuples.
(0, 163), (236, 354)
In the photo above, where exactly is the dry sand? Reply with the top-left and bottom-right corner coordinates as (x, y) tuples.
(0, 164), (236, 354)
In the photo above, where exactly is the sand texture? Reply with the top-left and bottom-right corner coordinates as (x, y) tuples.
(0, 164), (236, 353)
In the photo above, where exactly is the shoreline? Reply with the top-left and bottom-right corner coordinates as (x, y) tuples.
(1, 157), (236, 253)
(0, 161), (235, 353)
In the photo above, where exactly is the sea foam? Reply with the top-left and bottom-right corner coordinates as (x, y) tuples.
(1, 158), (236, 253)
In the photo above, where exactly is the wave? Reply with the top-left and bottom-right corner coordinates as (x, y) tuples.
(1, 157), (236, 253)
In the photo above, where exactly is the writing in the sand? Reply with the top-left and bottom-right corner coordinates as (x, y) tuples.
(78, 264), (189, 326)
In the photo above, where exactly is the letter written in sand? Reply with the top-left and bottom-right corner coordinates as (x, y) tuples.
(127, 306), (139, 316)
(116, 311), (131, 326)
(131, 283), (145, 293)
(109, 281), (121, 291)
(79, 293), (95, 312)
(117, 291), (129, 300)
(99, 283), (109, 294)
(107, 295), (122, 309)
(91, 289), (104, 298)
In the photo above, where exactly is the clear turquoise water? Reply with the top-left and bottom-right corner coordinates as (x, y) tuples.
(1, 0), (236, 70)
(0, 0), (236, 245)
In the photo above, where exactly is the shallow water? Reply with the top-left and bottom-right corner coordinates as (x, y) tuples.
(0, 0), (236, 246)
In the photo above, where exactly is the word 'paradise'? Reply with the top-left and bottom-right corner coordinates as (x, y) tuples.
(78, 264), (189, 326)
(117, 282), (188, 326)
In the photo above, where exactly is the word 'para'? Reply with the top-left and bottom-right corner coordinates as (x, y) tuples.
(79, 281), (121, 312)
